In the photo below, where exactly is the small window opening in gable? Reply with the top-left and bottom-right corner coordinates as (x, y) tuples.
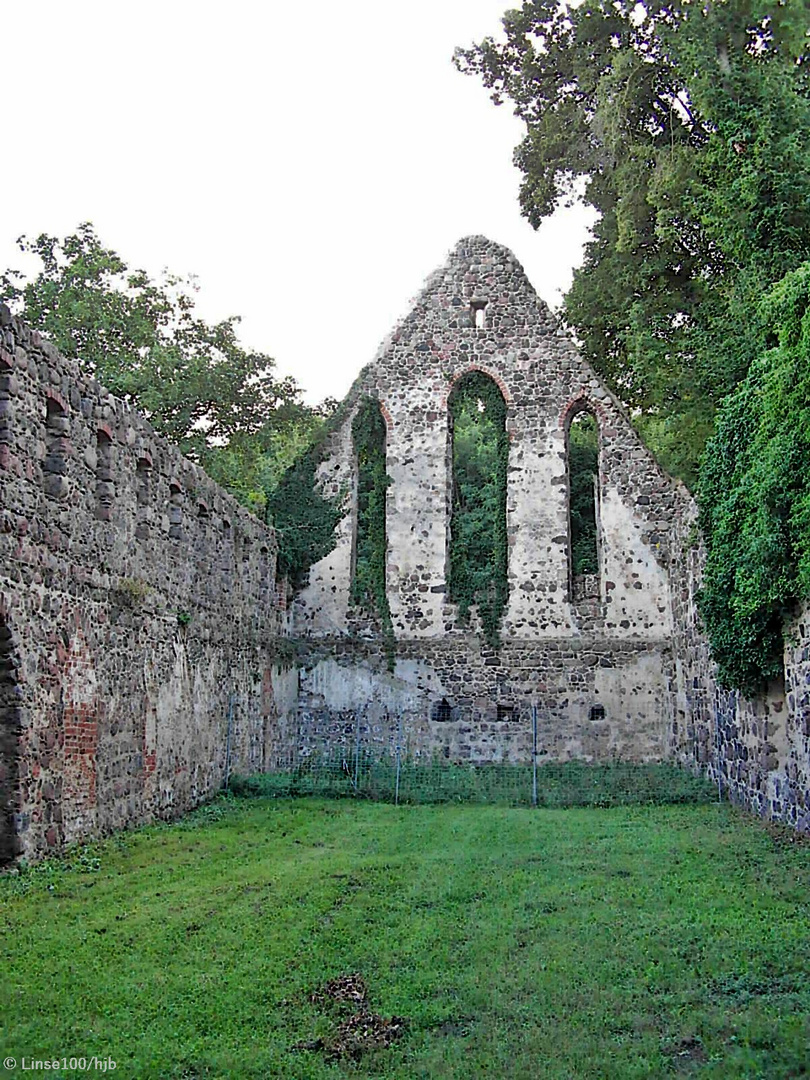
(43, 396), (69, 500)
(95, 430), (114, 521)
(497, 704), (516, 722)
(471, 299), (487, 329)
(168, 482), (183, 540)
(431, 698), (453, 722)
(589, 704), (606, 722)
(197, 501), (209, 519)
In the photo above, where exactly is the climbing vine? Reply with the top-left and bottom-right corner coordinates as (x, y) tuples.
(351, 397), (395, 666)
(266, 445), (345, 589)
(448, 372), (508, 645)
(697, 263), (810, 695)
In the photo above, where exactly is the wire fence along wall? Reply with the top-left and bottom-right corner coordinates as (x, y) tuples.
(230, 708), (718, 809)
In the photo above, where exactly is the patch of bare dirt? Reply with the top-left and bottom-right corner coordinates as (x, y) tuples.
(309, 972), (368, 1007)
(295, 973), (408, 1061)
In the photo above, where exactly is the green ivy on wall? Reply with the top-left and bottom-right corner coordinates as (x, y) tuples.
(698, 262), (810, 695)
(266, 447), (345, 589)
(448, 372), (508, 645)
(351, 397), (395, 667)
(265, 368), (373, 590)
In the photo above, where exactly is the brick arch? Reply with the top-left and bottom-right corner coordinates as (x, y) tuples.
(559, 391), (610, 433)
(441, 364), (512, 408)
(351, 395), (392, 434)
(378, 399), (393, 434)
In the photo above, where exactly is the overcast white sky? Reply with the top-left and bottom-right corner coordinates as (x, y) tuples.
(1, 0), (595, 404)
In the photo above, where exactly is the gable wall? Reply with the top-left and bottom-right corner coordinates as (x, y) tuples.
(290, 238), (687, 763)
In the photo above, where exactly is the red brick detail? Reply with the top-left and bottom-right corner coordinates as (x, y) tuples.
(276, 577), (288, 611)
(559, 392), (609, 430)
(0, 347), (13, 370)
(45, 388), (68, 413)
(97, 422), (114, 440)
(378, 399), (393, 433)
(440, 364), (513, 408)
(261, 668), (274, 717)
(60, 631), (98, 817)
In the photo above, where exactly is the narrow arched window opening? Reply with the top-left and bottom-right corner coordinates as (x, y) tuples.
(221, 518), (233, 590)
(0, 614), (21, 865)
(135, 457), (152, 539)
(351, 398), (389, 619)
(568, 410), (600, 601)
(168, 482), (183, 540)
(448, 372), (508, 643)
(44, 396), (69, 500)
(0, 355), (13, 470)
(95, 430), (114, 521)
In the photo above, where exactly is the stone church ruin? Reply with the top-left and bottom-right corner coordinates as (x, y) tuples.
(1, 236), (808, 863)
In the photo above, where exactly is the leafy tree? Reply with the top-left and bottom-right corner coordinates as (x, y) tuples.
(449, 373), (508, 643)
(0, 223), (310, 510)
(697, 262), (810, 694)
(456, 0), (810, 486)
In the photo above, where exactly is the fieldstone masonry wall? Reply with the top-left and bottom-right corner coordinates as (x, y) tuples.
(0, 303), (295, 863)
(291, 237), (688, 766)
(669, 501), (810, 828)
(3, 234), (809, 859)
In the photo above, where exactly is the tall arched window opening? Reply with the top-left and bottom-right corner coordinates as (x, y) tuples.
(351, 398), (389, 620)
(568, 410), (600, 600)
(448, 372), (508, 643)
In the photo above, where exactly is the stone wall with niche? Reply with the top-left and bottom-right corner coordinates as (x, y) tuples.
(0, 303), (297, 863)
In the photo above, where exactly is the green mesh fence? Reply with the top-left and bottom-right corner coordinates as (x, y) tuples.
(228, 753), (716, 809)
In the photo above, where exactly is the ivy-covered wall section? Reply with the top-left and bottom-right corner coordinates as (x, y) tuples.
(448, 372), (508, 645)
(697, 262), (810, 695)
(265, 447), (344, 590)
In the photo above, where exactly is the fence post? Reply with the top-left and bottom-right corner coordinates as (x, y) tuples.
(395, 711), (402, 806)
(531, 704), (538, 808)
(354, 708), (362, 794)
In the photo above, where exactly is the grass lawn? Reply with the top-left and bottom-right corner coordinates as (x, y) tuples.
(1, 797), (809, 1079)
